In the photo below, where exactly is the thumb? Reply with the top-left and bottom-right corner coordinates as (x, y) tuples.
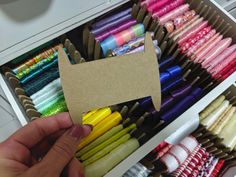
(38, 124), (92, 176)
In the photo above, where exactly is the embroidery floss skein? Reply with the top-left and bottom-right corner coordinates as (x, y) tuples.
(205, 44), (236, 70)
(84, 138), (140, 177)
(92, 14), (133, 37)
(181, 26), (211, 53)
(77, 125), (124, 157)
(32, 82), (62, 106)
(15, 51), (59, 79)
(164, 10), (196, 33)
(23, 68), (60, 96)
(30, 78), (61, 101)
(126, 42), (162, 59)
(199, 95), (225, 120)
(79, 124), (136, 161)
(161, 87), (203, 122)
(187, 29), (216, 57)
(95, 19), (137, 42)
(91, 8), (132, 29)
(145, 0), (172, 13)
(39, 94), (65, 115)
(201, 100), (230, 128)
(19, 58), (59, 84)
(211, 106), (235, 135)
(100, 23), (145, 55)
(201, 38), (232, 67)
(35, 89), (64, 111)
(77, 112), (122, 151)
(194, 35), (223, 63)
(41, 97), (68, 117)
(219, 114), (236, 149)
(152, 0), (185, 18)
(159, 4), (189, 24)
(12, 44), (62, 74)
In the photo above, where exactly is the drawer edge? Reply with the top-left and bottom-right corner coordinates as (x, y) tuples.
(0, 74), (28, 126)
(0, 0), (130, 66)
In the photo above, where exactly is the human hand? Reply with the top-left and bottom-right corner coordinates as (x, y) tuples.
(0, 113), (92, 177)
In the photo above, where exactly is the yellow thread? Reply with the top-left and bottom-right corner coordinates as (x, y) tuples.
(77, 112), (122, 151)
(83, 107), (111, 126)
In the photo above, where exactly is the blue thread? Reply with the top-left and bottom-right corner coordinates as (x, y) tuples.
(23, 68), (60, 96)
(159, 56), (174, 71)
(20, 58), (58, 84)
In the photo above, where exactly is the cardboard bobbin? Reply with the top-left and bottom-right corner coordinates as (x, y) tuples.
(58, 32), (161, 124)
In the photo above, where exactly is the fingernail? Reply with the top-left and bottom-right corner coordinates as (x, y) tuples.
(69, 124), (83, 140)
(84, 124), (93, 131)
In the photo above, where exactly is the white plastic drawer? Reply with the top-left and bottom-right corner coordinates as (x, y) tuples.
(214, 0), (236, 11)
(230, 8), (236, 18)
(0, 0), (129, 65)
(0, 84), (5, 97)
(0, 92), (20, 142)
(0, 74), (28, 126)
(0, 119), (21, 142)
(0, 99), (15, 128)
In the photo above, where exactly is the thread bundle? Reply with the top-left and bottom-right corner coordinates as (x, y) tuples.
(141, 0), (236, 82)
(200, 94), (236, 150)
(124, 90), (236, 177)
(89, 7), (144, 56)
(124, 132), (228, 177)
(7, 44), (70, 117)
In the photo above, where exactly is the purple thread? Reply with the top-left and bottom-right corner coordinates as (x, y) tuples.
(96, 19), (137, 42)
(91, 14), (133, 36)
(171, 84), (192, 98)
(160, 84), (192, 112)
(160, 96), (175, 111)
(140, 97), (153, 110)
(91, 8), (132, 29)
(137, 66), (183, 113)
(161, 87), (203, 122)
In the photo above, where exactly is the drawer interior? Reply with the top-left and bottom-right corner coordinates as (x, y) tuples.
(128, 83), (236, 177)
(1, 0), (236, 176)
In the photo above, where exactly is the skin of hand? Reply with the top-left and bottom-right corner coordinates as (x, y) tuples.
(0, 112), (92, 177)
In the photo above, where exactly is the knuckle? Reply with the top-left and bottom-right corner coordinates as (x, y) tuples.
(52, 140), (74, 159)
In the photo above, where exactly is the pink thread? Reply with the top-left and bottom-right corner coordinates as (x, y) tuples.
(187, 29), (216, 57)
(159, 4), (189, 24)
(210, 50), (236, 77)
(152, 0), (185, 18)
(146, 0), (172, 13)
(181, 26), (211, 53)
(206, 44), (236, 71)
(201, 38), (232, 67)
(194, 35), (223, 63)
(178, 21), (208, 45)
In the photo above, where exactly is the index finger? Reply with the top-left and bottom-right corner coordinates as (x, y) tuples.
(9, 112), (73, 148)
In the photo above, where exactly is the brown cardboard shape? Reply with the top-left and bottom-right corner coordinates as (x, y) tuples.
(58, 33), (161, 124)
